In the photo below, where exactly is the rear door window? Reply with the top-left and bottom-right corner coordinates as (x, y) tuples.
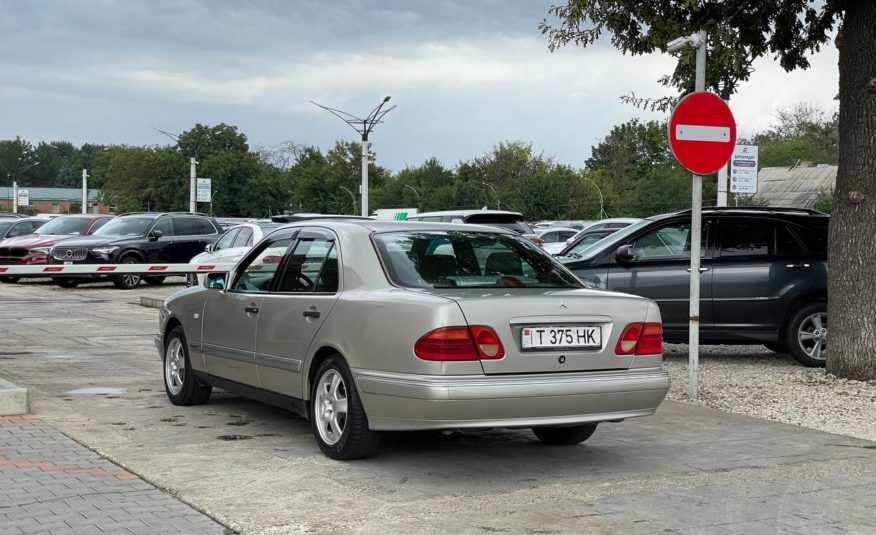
(172, 217), (198, 236)
(719, 221), (773, 257)
(275, 232), (336, 293)
(152, 218), (174, 236)
(233, 227), (254, 247)
(196, 218), (217, 235)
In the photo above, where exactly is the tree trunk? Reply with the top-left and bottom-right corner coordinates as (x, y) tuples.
(827, 3), (876, 380)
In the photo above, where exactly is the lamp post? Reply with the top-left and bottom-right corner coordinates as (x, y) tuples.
(666, 30), (707, 400)
(339, 186), (357, 215)
(481, 182), (500, 210)
(581, 176), (607, 219)
(403, 184), (421, 207)
(312, 97), (396, 217)
(153, 128), (206, 213)
(7, 160), (40, 214)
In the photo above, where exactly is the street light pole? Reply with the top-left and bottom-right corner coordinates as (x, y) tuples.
(7, 160), (40, 214)
(403, 184), (421, 207)
(481, 182), (499, 210)
(312, 97), (396, 217)
(339, 186), (357, 215)
(581, 177), (607, 219)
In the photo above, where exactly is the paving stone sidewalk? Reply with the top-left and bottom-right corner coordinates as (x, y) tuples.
(0, 415), (230, 535)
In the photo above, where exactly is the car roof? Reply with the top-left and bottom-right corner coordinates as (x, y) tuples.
(272, 219), (517, 236)
(647, 207), (830, 222)
(409, 209), (524, 218)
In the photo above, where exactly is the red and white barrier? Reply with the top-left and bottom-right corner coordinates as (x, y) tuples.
(0, 263), (237, 276)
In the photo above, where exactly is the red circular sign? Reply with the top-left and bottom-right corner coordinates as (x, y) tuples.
(668, 92), (736, 175)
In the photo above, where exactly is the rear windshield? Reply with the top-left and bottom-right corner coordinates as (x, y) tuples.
(35, 217), (92, 236)
(464, 214), (533, 234)
(374, 231), (583, 289)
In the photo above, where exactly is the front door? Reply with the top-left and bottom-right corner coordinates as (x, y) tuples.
(201, 231), (297, 386)
(256, 230), (340, 399)
(606, 219), (713, 342)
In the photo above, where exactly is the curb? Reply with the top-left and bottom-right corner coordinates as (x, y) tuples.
(0, 377), (29, 416)
(140, 296), (164, 309)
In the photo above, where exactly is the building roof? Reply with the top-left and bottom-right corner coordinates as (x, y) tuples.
(0, 187), (102, 202)
(754, 165), (836, 208)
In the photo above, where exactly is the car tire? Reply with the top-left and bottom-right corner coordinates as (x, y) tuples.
(310, 355), (380, 460)
(163, 326), (212, 406)
(143, 276), (166, 286)
(532, 424), (598, 445)
(785, 302), (828, 367)
(112, 255), (142, 290)
(764, 342), (788, 354)
(0, 276), (21, 284)
(54, 277), (81, 288)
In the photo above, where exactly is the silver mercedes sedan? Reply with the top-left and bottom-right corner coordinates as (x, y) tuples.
(155, 220), (670, 459)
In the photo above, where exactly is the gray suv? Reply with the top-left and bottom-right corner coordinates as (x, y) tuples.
(559, 207), (829, 367)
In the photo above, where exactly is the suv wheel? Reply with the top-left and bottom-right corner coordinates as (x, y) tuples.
(54, 277), (81, 288)
(532, 424), (598, 445)
(310, 355), (380, 460)
(785, 303), (827, 367)
(163, 327), (211, 405)
(112, 255), (142, 290)
(143, 276), (166, 286)
(0, 276), (21, 284)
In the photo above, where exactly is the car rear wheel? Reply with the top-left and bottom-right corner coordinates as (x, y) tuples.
(785, 303), (827, 367)
(0, 276), (21, 284)
(163, 326), (211, 405)
(532, 424), (598, 445)
(112, 255), (142, 290)
(310, 355), (379, 460)
(143, 276), (166, 286)
(54, 277), (81, 288)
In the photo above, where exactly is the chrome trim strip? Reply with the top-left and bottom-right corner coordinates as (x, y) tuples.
(354, 367), (667, 388)
(255, 353), (302, 373)
(201, 342), (254, 363)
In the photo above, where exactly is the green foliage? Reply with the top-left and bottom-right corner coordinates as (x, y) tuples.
(812, 189), (834, 213)
(742, 103), (839, 168)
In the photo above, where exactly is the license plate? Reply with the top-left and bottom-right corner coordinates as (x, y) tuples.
(64, 261), (72, 265)
(521, 326), (601, 350)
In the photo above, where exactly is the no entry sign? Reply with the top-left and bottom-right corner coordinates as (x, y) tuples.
(669, 92), (736, 175)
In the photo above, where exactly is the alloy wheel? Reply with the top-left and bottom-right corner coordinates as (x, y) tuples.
(315, 369), (348, 446)
(797, 312), (827, 362)
(164, 337), (185, 396)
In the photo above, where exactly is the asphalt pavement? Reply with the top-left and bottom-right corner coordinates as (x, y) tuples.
(1, 279), (875, 534)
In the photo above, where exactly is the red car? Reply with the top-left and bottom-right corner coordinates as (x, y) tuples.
(0, 214), (113, 283)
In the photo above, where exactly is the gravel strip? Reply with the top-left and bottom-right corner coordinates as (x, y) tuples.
(664, 343), (876, 442)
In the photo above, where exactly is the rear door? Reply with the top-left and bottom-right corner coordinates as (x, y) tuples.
(710, 217), (816, 337)
(606, 218), (713, 341)
(201, 231), (297, 386)
(255, 229), (340, 398)
(170, 217), (203, 262)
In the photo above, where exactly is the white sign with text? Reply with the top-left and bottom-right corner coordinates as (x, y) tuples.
(730, 145), (759, 194)
(196, 178), (212, 203)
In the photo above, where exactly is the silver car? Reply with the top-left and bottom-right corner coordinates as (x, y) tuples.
(155, 221), (670, 459)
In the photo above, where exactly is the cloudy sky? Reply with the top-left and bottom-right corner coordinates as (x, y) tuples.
(1, 0), (839, 171)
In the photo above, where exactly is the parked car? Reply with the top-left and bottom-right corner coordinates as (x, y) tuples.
(0, 212), (26, 219)
(0, 214), (113, 283)
(536, 227), (579, 246)
(156, 220), (670, 459)
(0, 218), (46, 241)
(544, 218), (642, 255)
(559, 207), (829, 367)
(50, 212), (222, 289)
(407, 210), (544, 246)
(186, 221), (283, 286)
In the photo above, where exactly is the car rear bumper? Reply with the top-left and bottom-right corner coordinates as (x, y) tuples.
(353, 367), (670, 431)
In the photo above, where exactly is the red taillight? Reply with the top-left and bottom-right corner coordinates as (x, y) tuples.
(615, 323), (663, 356)
(529, 237), (545, 247)
(414, 326), (505, 361)
(471, 326), (505, 359)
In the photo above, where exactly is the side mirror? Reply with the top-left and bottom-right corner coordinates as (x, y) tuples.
(205, 272), (226, 290)
(148, 230), (163, 241)
(614, 244), (636, 263)
(205, 243), (215, 253)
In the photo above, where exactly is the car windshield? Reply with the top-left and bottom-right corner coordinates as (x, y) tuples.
(0, 221), (14, 235)
(567, 219), (653, 258)
(374, 231), (583, 289)
(92, 217), (153, 236)
(35, 217), (92, 236)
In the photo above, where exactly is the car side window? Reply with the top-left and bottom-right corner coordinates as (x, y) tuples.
(87, 219), (110, 234)
(631, 222), (708, 261)
(151, 218), (174, 236)
(233, 227), (253, 248)
(196, 218), (217, 235)
(274, 235), (335, 293)
(777, 224), (805, 257)
(719, 221), (773, 257)
(567, 232), (610, 256)
(8, 222), (31, 237)
(231, 237), (295, 293)
(172, 217), (197, 236)
(214, 229), (239, 252)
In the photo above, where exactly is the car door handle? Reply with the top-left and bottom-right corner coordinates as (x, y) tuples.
(685, 267), (710, 273)
(302, 309), (321, 319)
(244, 305), (260, 314)
(786, 263), (811, 269)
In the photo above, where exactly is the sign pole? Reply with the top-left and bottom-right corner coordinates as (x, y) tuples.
(189, 157), (198, 213)
(688, 31), (707, 401)
(82, 169), (88, 214)
(12, 181), (18, 214)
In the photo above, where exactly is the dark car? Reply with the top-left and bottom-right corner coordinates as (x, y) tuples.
(0, 214), (113, 283)
(50, 212), (222, 289)
(559, 207), (829, 367)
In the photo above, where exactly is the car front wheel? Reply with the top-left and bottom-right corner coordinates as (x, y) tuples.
(0, 276), (21, 284)
(532, 424), (598, 445)
(163, 326), (212, 405)
(54, 277), (81, 288)
(143, 276), (165, 286)
(310, 355), (379, 460)
(785, 303), (827, 367)
(112, 255), (142, 289)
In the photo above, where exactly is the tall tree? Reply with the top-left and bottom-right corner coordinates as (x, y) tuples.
(542, 1), (875, 380)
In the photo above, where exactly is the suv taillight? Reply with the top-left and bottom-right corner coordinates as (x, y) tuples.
(415, 326), (505, 361)
(528, 236), (545, 247)
(615, 323), (663, 356)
